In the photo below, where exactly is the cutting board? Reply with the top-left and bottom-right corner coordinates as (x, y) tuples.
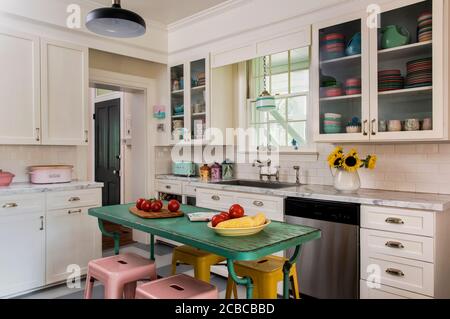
(129, 206), (184, 219)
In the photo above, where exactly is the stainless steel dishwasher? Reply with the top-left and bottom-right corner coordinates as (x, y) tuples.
(285, 197), (360, 299)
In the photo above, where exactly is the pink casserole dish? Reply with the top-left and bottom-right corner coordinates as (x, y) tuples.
(0, 170), (15, 186)
(28, 165), (73, 184)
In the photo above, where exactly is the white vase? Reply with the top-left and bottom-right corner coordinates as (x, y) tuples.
(332, 168), (361, 193)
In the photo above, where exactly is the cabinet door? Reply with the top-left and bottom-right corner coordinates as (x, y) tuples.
(46, 207), (101, 284)
(169, 63), (187, 143)
(0, 211), (45, 298)
(313, 13), (370, 142)
(41, 39), (88, 145)
(0, 28), (41, 144)
(369, 0), (444, 141)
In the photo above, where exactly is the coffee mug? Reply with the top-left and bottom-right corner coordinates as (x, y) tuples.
(404, 119), (420, 131)
(388, 120), (402, 132)
(422, 118), (432, 131)
(379, 120), (388, 132)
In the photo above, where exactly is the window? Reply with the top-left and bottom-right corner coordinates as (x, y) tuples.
(247, 47), (310, 149)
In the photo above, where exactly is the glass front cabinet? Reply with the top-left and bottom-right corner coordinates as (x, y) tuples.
(169, 57), (210, 144)
(313, 0), (446, 142)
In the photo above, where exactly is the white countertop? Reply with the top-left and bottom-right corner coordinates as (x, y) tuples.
(0, 181), (104, 196)
(156, 175), (450, 212)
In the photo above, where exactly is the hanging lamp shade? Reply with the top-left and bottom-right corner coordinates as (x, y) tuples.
(86, 0), (146, 38)
(256, 90), (276, 111)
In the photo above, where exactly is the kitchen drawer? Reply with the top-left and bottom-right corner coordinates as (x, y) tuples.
(155, 180), (182, 195)
(361, 205), (434, 237)
(182, 183), (197, 197)
(196, 189), (234, 211)
(46, 189), (101, 210)
(236, 194), (284, 222)
(361, 252), (434, 297)
(360, 280), (432, 299)
(0, 194), (45, 215)
(361, 229), (434, 263)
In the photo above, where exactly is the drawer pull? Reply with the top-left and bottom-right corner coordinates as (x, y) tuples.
(68, 209), (82, 215)
(68, 197), (81, 202)
(39, 216), (44, 231)
(385, 241), (405, 249)
(211, 195), (220, 201)
(2, 203), (18, 209)
(253, 201), (264, 207)
(385, 268), (405, 277)
(385, 217), (405, 225)
(165, 185), (172, 190)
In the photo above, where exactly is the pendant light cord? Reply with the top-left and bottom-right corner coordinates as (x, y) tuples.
(263, 56), (268, 92)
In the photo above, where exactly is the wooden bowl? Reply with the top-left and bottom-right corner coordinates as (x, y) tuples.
(207, 220), (271, 237)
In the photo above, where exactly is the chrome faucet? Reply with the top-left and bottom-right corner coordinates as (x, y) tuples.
(293, 166), (301, 185)
(253, 159), (280, 182)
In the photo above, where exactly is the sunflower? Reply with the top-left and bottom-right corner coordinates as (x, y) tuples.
(328, 152), (344, 168)
(342, 152), (362, 172)
(367, 155), (377, 170)
(327, 146), (343, 162)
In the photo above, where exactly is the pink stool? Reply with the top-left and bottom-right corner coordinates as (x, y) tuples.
(135, 274), (218, 299)
(84, 253), (157, 299)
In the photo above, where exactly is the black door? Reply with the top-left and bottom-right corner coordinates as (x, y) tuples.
(95, 98), (121, 206)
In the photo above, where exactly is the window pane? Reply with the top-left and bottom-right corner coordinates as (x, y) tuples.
(291, 70), (309, 93)
(291, 47), (310, 71)
(288, 96), (307, 121)
(255, 123), (268, 146)
(271, 73), (289, 95)
(287, 122), (307, 146)
(269, 123), (286, 147)
(268, 99), (286, 121)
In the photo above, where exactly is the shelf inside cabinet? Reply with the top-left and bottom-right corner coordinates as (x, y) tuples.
(320, 94), (361, 102)
(172, 114), (184, 119)
(378, 86), (432, 96)
(320, 54), (361, 66)
(171, 89), (184, 96)
(191, 85), (206, 91)
(192, 112), (206, 117)
(378, 41), (432, 60)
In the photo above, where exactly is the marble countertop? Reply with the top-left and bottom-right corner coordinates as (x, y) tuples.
(156, 175), (450, 211)
(0, 181), (104, 196)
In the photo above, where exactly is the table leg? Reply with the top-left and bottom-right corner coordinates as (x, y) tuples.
(283, 245), (302, 299)
(227, 259), (253, 299)
(98, 219), (121, 255)
(150, 234), (155, 261)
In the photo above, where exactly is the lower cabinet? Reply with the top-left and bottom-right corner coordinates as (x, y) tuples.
(360, 280), (432, 299)
(46, 207), (101, 284)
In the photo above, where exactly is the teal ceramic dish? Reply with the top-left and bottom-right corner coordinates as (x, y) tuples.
(346, 32), (362, 56)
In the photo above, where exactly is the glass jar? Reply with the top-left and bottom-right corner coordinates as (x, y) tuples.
(199, 164), (211, 182)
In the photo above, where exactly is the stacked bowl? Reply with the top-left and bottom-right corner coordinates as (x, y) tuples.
(345, 78), (361, 95)
(378, 69), (404, 92)
(323, 113), (342, 134)
(405, 57), (432, 88)
(418, 12), (432, 42)
(321, 33), (346, 60)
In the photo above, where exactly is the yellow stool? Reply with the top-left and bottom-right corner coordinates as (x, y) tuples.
(225, 255), (300, 299)
(171, 245), (226, 283)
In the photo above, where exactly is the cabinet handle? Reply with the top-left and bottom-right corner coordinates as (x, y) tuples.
(68, 197), (81, 202)
(165, 185), (172, 189)
(371, 119), (377, 136)
(211, 195), (220, 201)
(2, 203), (18, 209)
(36, 128), (40, 142)
(363, 120), (368, 136)
(39, 216), (44, 231)
(385, 217), (405, 225)
(253, 201), (264, 207)
(385, 241), (405, 249)
(84, 130), (89, 143)
(386, 268), (405, 277)
(68, 209), (82, 215)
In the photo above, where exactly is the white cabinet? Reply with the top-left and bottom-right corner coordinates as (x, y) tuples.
(0, 194), (45, 298)
(313, 0), (449, 143)
(0, 28), (41, 145)
(41, 39), (89, 145)
(46, 189), (101, 285)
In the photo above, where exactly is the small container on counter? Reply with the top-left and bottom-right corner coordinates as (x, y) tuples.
(0, 170), (15, 186)
(221, 160), (234, 180)
(199, 164), (211, 182)
(210, 162), (222, 181)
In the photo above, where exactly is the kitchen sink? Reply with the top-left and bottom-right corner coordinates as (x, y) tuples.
(212, 180), (297, 189)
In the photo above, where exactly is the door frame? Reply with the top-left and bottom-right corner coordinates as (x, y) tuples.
(93, 92), (124, 204)
(89, 69), (157, 203)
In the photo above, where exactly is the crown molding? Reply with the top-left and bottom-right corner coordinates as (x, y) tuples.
(167, 0), (250, 32)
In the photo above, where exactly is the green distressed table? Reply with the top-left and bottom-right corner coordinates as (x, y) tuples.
(88, 203), (321, 299)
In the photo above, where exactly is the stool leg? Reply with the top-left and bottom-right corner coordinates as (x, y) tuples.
(171, 254), (178, 276)
(225, 276), (234, 299)
(84, 275), (95, 299)
(194, 262), (211, 283)
(123, 282), (137, 299)
(104, 281), (125, 299)
(257, 278), (277, 299)
(232, 282), (238, 299)
(290, 270), (300, 299)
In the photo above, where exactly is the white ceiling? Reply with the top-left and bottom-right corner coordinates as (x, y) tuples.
(90, 0), (230, 25)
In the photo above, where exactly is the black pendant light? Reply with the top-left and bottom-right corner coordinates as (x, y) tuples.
(86, 0), (146, 38)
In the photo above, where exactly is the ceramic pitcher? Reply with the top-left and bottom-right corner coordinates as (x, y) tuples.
(381, 25), (410, 49)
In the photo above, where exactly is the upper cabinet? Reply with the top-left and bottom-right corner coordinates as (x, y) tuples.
(0, 28), (88, 146)
(313, 0), (447, 143)
(0, 28), (41, 145)
(41, 39), (89, 145)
